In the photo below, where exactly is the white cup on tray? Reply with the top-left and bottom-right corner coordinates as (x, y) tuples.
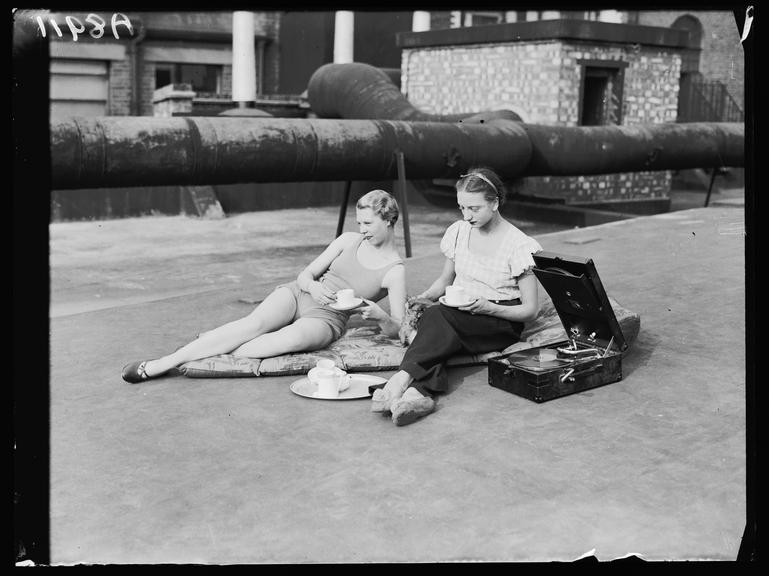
(308, 359), (350, 395)
(315, 372), (353, 398)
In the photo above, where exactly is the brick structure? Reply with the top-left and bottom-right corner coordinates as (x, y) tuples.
(635, 10), (744, 108)
(107, 58), (132, 116)
(399, 20), (688, 210)
(255, 12), (281, 95)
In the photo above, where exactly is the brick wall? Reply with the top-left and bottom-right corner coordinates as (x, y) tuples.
(222, 65), (233, 96)
(403, 41), (680, 124)
(403, 42), (563, 123)
(108, 59), (132, 116)
(402, 39), (680, 205)
(518, 171), (672, 206)
(636, 10), (744, 108)
(256, 12), (281, 94)
(139, 59), (156, 116)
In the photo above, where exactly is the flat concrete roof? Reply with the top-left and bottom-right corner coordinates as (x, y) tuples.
(35, 195), (750, 564)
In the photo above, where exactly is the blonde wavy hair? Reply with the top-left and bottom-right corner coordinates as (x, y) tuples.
(356, 189), (400, 226)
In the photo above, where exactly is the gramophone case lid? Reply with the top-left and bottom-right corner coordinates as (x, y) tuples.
(532, 251), (627, 352)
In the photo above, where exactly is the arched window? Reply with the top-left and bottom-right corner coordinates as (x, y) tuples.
(671, 15), (703, 74)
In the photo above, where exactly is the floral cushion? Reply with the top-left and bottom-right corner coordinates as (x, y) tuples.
(178, 296), (639, 378)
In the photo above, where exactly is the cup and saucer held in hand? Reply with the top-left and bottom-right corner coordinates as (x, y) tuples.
(330, 288), (363, 311)
(439, 285), (477, 308)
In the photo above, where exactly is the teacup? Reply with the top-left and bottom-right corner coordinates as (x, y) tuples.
(315, 372), (352, 398)
(308, 367), (336, 383)
(315, 358), (336, 371)
(445, 285), (467, 306)
(336, 289), (355, 306)
(308, 359), (351, 393)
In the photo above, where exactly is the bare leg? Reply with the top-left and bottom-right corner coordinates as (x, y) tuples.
(231, 317), (335, 358)
(142, 287), (297, 377)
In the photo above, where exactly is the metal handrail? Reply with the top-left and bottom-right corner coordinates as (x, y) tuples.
(678, 76), (744, 123)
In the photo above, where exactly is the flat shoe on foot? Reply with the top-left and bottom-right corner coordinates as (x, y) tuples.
(122, 360), (155, 384)
(371, 388), (393, 413)
(391, 395), (435, 426)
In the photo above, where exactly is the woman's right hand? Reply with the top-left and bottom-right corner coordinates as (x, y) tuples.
(414, 292), (435, 302)
(308, 281), (337, 306)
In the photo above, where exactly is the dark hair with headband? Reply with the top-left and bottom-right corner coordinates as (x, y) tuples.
(455, 167), (507, 207)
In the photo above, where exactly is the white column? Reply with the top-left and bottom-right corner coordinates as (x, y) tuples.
(412, 11), (430, 32)
(232, 11), (256, 103)
(333, 11), (354, 63)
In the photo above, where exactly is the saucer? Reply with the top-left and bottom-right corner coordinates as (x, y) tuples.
(290, 374), (387, 400)
(439, 295), (477, 308)
(330, 297), (363, 311)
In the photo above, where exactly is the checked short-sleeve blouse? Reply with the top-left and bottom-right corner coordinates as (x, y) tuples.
(440, 220), (543, 301)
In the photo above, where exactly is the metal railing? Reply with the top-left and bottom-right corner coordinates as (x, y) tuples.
(678, 74), (744, 123)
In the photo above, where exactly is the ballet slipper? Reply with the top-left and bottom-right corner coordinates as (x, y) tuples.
(370, 376), (410, 413)
(370, 388), (394, 413)
(121, 360), (158, 383)
(390, 388), (435, 426)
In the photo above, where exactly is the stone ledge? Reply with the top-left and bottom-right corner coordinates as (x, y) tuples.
(397, 19), (689, 50)
(152, 83), (195, 103)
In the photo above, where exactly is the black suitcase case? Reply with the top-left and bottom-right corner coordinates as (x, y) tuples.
(488, 251), (628, 403)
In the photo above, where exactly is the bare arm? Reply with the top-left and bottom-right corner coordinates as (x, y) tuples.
(360, 264), (406, 339)
(296, 233), (356, 305)
(417, 258), (456, 301)
(459, 270), (540, 323)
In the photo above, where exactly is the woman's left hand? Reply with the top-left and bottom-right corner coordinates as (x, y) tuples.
(458, 297), (494, 316)
(360, 299), (388, 321)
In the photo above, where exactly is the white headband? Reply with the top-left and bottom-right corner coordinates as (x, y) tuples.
(459, 172), (498, 196)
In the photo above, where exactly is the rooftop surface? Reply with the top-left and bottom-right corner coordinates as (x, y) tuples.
(43, 187), (749, 563)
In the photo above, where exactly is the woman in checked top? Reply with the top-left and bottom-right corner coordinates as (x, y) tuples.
(373, 167), (543, 425)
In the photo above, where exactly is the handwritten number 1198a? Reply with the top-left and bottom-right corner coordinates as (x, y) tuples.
(35, 13), (134, 41)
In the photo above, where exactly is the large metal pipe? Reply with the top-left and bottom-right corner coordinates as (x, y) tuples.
(50, 116), (742, 190)
(50, 116), (532, 189)
(521, 122), (744, 176)
(307, 62), (522, 123)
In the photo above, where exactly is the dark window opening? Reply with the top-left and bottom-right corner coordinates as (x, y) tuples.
(464, 11), (504, 26)
(155, 63), (222, 95)
(582, 73), (609, 125)
(578, 61), (626, 126)
(155, 67), (172, 90)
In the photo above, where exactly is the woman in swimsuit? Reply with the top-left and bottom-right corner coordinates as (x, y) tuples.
(122, 189), (406, 383)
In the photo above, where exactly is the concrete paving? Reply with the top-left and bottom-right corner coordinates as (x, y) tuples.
(46, 191), (747, 564)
